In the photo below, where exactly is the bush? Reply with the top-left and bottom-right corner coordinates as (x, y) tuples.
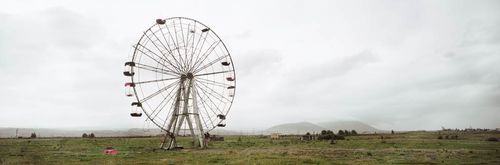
(319, 130), (343, 140)
(82, 133), (88, 138)
(438, 135), (443, 139)
(334, 135), (345, 140)
(30, 133), (37, 138)
(89, 133), (95, 138)
(486, 137), (498, 142)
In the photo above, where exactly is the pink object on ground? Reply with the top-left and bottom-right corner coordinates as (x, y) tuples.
(104, 149), (118, 155)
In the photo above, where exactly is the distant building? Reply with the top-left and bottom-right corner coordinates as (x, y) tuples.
(210, 135), (224, 141)
(270, 133), (280, 140)
(300, 135), (313, 141)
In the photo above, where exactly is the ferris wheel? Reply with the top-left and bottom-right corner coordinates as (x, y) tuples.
(123, 17), (236, 149)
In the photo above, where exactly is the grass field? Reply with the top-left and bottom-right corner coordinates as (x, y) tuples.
(0, 131), (499, 164)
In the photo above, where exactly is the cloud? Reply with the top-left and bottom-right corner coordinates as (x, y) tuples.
(0, 7), (130, 128)
(235, 49), (282, 76)
(1, 0), (499, 131)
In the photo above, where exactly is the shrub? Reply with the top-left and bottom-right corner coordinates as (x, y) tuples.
(318, 130), (343, 140)
(82, 133), (88, 138)
(335, 135), (345, 140)
(486, 137), (498, 142)
(438, 135), (443, 139)
(89, 133), (95, 138)
(30, 133), (37, 138)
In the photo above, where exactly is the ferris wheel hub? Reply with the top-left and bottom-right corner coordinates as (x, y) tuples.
(180, 73), (194, 80)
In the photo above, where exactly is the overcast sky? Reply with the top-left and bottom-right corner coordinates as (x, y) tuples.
(1, 0), (499, 131)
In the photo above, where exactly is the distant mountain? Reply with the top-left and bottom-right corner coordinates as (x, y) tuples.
(265, 122), (325, 134)
(317, 121), (380, 133)
(0, 121), (381, 137)
(0, 127), (246, 138)
(264, 121), (381, 134)
(0, 128), (165, 138)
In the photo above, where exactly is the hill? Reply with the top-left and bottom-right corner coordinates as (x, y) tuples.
(265, 122), (325, 134)
(264, 121), (381, 134)
(317, 121), (380, 133)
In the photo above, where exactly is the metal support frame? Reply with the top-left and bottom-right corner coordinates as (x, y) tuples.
(160, 75), (205, 150)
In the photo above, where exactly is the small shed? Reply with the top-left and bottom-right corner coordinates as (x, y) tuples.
(300, 135), (314, 141)
(270, 133), (280, 140)
(210, 135), (224, 141)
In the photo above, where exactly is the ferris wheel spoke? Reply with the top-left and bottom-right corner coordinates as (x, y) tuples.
(152, 27), (184, 71)
(193, 88), (214, 129)
(194, 87), (218, 127)
(156, 27), (186, 71)
(143, 31), (178, 67)
(195, 70), (234, 77)
(193, 82), (225, 114)
(160, 100), (177, 130)
(195, 80), (232, 102)
(196, 105), (212, 130)
(193, 55), (229, 73)
(139, 80), (180, 102)
(199, 102), (216, 129)
(198, 109), (211, 130)
(190, 30), (210, 71)
(190, 41), (220, 72)
(194, 83), (222, 115)
(149, 82), (179, 117)
(136, 63), (179, 77)
(179, 19), (189, 68)
(135, 43), (182, 73)
(166, 20), (186, 71)
(187, 25), (197, 70)
(183, 23), (190, 68)
(188, 22), (204, 71)
(151, 87), (178, 122)
(135, 77), (179, 85)
(196, 77), (232, 88)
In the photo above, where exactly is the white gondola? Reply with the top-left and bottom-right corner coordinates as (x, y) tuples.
(125, 82), (135, 97)
(130, 102), (142, 117)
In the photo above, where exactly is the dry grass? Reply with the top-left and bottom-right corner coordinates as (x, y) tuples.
(0, 131), (499, 164)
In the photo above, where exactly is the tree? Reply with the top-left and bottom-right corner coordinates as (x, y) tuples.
(338, 130), (345, 136)
(351, 130), (357, 135)
(82, 133), (88, 138)
(89, 133), (95, 138)
(319, 130), (333, 140)
(344, 130), (350, 136)
(306, 132), (311, 136)
(391, 130), (395, 134)
(30, 132), (37, 138)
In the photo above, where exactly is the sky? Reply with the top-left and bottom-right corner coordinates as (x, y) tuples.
(0, 0), (499, 131)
